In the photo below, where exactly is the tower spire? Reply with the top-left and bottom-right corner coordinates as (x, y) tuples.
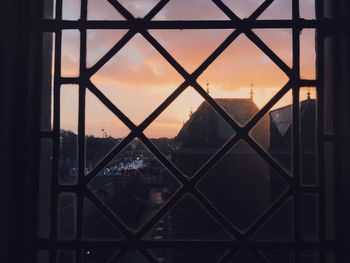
(250, 81), (254, 100)
(206, 81), (210, 94)
(189, 107), (193, 118)
(307, 88), (311, 100)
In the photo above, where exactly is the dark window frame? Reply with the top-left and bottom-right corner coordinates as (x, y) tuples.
(25, 0), (347, 262)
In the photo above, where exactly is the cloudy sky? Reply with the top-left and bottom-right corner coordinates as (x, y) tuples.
(59, 0), (316, 138)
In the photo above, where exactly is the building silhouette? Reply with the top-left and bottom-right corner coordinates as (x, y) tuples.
(170, 98), (271, 245)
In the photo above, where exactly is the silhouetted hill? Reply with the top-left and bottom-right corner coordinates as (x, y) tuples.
(59, 130), (175, 169)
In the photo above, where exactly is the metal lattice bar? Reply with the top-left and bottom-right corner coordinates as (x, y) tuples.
(39, 19), (331, 31)
(49, 0), (63, 262)
(36, 239), (335, 250)
(316, 0), (327, 262)
(35, 0), (336, 262)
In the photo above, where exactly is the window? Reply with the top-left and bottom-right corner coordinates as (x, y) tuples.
(36, 0), (338, 262)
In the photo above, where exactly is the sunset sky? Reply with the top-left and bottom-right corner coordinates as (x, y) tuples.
(59, 0), (316, 138)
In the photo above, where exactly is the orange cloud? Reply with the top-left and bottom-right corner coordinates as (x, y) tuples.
(60, 0), (316, 138)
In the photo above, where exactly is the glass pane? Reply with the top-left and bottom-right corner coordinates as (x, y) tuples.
(43, 0), (55, 19)
(153, 0), (229, 20)
(300, 194), (319, 240)
(198, 34), (289, 113)
(118, 0), (159, 18)
(57, 193), (76, 240)
(301, 29), (316, 80)
(199, 140), (288, 232)
(258, 0), (292, 20)
(251, 198), (294, 241)
(87, 139), (180, 231)
(300, 87), (317, 186)
(149, 29), (232, 73)
(41, 32), (54, 131)
(91, 33), (183, 125)
(61, 30), (80, 77)
(87, 30), (128, 68)
(85, 88), (130, 173)
(87, 0), (124, 20)
(251, 90), (293, 174)
(253, 29), (293, 67)
(144, 194), (232, 240)
(300, 0), (316, 19)
(83, 197), (123, 240)
(59, 85), (79, 185)
(144, 86), (235, 177)
(62, 0), (80, 20)
(221, 0), (265, 18)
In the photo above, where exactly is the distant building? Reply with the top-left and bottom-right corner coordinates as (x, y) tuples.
(268, 97), (317, 241)
(171, 98), (271, 238)
(269, 98), (317, 197)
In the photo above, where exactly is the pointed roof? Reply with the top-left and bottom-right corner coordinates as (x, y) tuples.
(269, 99), (316, 136)
(175, 98), (268, 149)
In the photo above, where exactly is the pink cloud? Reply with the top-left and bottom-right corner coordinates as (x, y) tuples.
(59, 0), (316, 137)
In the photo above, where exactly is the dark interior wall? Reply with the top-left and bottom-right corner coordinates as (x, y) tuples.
(334, 0), (350, 261)
(0, 0), (42, 262)
(323, 0), (350, 261)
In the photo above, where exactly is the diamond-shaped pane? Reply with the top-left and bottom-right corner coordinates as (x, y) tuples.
(91, 33), (183, 124)
(253, 29), (293, 67)
(221, 0), (265, 19)
(83, 197), (123, 240)
(251, 90), (293, 173)
(88, 0), (125, 20)
(144, 194), (232, 240)
(153, 0), (229, 20)
(85, 88), (130, 173)
(251, 197), (294, 241)
(258, 0), (292, 20)
(198, 34), (289, 113)
(119, 0), (160, 18)
(87, 30), (128, 68)
(198, 140), (289, 232)
(149, 29), (233, 73)
(88, 139), (180, 231)
(144, 87), (236, 177)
